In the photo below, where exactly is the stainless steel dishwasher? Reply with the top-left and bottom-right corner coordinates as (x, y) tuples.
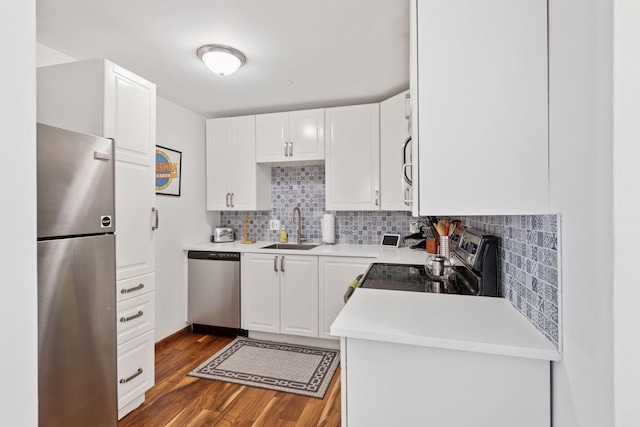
(187, 251), (244, 335)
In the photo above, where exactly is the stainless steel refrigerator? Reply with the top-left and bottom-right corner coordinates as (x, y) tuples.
(37, 123), (117, 426)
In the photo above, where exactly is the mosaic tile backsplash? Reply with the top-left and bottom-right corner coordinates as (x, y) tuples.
(220, 165), (560, 348)
(220, 164), (413, 244)
(458, 215), (560, 348)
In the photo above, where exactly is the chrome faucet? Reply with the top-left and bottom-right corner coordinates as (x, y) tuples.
(292, 207), (303, 245)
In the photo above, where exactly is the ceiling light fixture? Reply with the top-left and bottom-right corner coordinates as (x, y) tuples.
(197, 44), (246, 76)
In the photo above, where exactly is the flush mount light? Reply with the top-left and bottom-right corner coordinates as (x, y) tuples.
(197, 44), (246, 76)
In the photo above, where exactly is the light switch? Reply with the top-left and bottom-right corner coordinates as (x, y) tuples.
(269, 219), (281, 231)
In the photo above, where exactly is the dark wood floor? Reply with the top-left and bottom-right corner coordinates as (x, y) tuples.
(118, 332), (342, 427)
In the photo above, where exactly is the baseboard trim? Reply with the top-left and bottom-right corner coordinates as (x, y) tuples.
(155, 326), (191, 351)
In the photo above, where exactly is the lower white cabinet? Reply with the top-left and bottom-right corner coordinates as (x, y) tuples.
(116, 273), (155, 420)
(341, 337), (550, 427)
(318, 256), (371, 340)
(117, 330), (155, 419)
(242, 253), (319, 337)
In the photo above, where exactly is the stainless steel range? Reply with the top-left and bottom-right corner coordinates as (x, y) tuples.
(356, 227), (499, 297)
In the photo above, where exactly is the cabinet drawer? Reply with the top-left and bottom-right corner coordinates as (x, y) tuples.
(117, 273), (155, 302)
(117, 329), (155, 412)
(117, 291), (155, 344)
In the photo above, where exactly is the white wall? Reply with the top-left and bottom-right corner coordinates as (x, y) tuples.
(548, 0), (614, 425)
(155, 98), (218, 340)
(613, 0), (640, 424)
(0, 1), (38, 425)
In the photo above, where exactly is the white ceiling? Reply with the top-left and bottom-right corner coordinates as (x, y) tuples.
(37, 0), (410, 118)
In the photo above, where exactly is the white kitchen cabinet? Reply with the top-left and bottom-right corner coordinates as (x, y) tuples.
(412, 0), (548, 215)
(318, 256), (371, 340)
(325, 104), (380, 210)
(241, 253), (319, 337)
(341, 337), (550, 427)
(256, 109), (324, 163)
(205, 116), (271, 211)
(37, 58), (157, 419)
(241, 253), (281, 333)
(380, 90), (412, 211)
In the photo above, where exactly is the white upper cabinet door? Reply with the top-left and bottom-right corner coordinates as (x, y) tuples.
(415, 0), (548, 215)
(256, 112), (289, 162)
(229, 115), (261, 210)
(256, 109), (324, 163)
(325, 104), (380, 211)
(205, 119), (231, 210)
(107, 64), (156, 166)
(287, 109), (324, 161)
(380, 90), (412, 211)
(206, 116), (271, 211)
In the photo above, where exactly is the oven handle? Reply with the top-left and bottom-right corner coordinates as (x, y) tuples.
(343, 274), (364, 303)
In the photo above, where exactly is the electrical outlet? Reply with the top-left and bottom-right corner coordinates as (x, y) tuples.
(269, 219), (281, 231)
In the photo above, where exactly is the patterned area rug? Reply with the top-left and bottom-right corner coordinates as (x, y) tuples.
(188, 337), (340, 399)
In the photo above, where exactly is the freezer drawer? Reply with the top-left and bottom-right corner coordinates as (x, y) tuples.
(187, 251), (240, 329)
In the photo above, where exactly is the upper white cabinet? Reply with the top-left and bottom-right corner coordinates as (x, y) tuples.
(325, 104), (380, 210)
(412, 0), (548, 215)
(256, 109), (325, 163)
(37, 58), (157, 419)
(206, 116), (271, 211)
(380, 90), (412, 211)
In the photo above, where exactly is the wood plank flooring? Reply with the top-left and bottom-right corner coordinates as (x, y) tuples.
(118, 333), (341, 427)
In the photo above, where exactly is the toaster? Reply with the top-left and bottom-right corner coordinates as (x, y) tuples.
(212, 227), (234, 243)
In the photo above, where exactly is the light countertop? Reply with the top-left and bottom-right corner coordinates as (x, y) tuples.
(184, 241), (429, 264)
(331, 288), (561, 361)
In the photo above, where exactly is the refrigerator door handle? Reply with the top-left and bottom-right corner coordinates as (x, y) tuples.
(152, 207), (159, 230)
(93, 150), (112, 160)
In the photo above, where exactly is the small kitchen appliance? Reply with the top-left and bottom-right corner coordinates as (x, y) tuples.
(349, 227), (499, 298)
(212, 226), (234, 242)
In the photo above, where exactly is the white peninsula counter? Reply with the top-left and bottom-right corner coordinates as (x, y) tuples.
(331, 288), (561, 427)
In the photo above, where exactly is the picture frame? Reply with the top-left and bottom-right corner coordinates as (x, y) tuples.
(156, 145), (182, 196)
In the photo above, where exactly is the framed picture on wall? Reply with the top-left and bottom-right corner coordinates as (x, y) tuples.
(156, 146), (182, 196)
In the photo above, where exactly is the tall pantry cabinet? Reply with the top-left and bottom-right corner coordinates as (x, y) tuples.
(37, 58), (157, 420)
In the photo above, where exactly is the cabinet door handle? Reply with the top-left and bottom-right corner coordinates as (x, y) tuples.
(121, 283), (144, 294)
(404, 93), (411, 119)
(274, 255), (279, 272)
(120, 311), (144, 323)
(225, 193), (230, 207)
(280, 255), (285, 272)
(151, 207), (159, 230)
(375, 190), (379, 206)
(230, 193), (234, 208)
(288, 142), (293, 157)
(119, 368), (143, 384)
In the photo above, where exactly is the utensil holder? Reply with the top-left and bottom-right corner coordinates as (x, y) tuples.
(439, 235), (450, 259)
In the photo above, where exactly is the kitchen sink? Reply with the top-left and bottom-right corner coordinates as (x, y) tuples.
(260, 243), (320, 251)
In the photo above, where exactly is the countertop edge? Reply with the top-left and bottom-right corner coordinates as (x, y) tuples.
(329, 326), (561, 361)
